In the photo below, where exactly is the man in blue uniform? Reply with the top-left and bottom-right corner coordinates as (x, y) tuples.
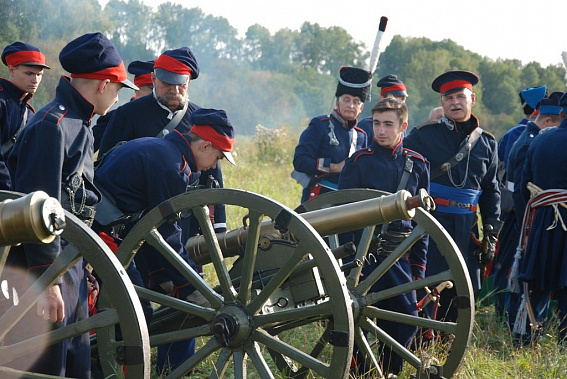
(0, 42), (50, 189)
(492, 86), (550, 326)
(93, 59), (155, 151)
(516, 92), (567, 344)
(95, 108), (235, 375)
(404, 70), (501, 322)
(293, 66), (370, 203)
(339, 98), (429, 376)
(6, 32), (136, 378)
(358, 74), (409, 141)
(96, 47), (227, 234)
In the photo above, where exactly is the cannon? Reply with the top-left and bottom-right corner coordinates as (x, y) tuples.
(115, 188), (473, 378)
(0, 188), (474, 378)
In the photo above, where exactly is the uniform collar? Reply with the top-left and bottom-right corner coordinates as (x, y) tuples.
(441, 113), (479, 134)
(370, 138), (403, 157)
(56, 76), (96, 121)
(0, 77), (34, 105)
(559, 118), (567, 130)
(526, 120), (542, 133)
(153, 88), (188, 120)
(331, 108), (358, 129)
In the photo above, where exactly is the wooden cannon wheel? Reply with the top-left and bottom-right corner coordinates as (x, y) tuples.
(115, 188), (354, 379)
(0, 190), (150, 378)
(299, 189), (474, 378)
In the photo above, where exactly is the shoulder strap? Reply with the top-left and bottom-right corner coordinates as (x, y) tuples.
(157, 104), (188, 138)
(381, 154), (414, 234)
(430, 127), (483, 181)
(1, 107), (28, 155)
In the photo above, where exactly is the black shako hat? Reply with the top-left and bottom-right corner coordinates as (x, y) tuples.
(432, 70), (479, 95)
(335, 66), (372, 102)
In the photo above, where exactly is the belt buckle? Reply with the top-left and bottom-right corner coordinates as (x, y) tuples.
(449, 200), (456, 207)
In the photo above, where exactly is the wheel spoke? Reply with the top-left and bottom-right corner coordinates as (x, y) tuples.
(0, 245), (9, 278)
(210, 347), (232, 379)
(247, 342), (275, 378)
(233, 349), (247, 379)
(363, 306), (458, 335)
(357, 225), (426, 295)
(0, 309), (119, 365)
(254, 301), (333, 329)
(135, 285), (215, 321)
(237, 210), (264, 305)
(253, 329), (330, 377)
(247, 246), (308, 314)
(359, 317), (421, 369)
(145, 227), (224, 308)
(353, 326), (382, 377)
(346, 225), (375, 288)
(363, 270), (453, 305)
(192, 205), (237, 303)
(165, 336), (221, 379)
(150, 324), (211, 346)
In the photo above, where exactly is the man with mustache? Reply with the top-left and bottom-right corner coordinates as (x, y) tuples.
(404, 70), (501, 322)
(0, 42), (50, 190)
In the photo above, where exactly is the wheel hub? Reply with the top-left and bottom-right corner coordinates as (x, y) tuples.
(212, 304), (253, 347)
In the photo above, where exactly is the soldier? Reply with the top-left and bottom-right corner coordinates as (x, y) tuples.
(0, 42), (50, 189)
(94, 108), (235, 376)
(492, 86), (548, 326)
(404, 70), (501, 322)
(428, 107), (444, 122)
(292, 66), (370, 203)
(358, 74), (409, 141)
(516, 92), (567, 344)
(93, 59), (155, 151)
(338, 98), (429, 376)
(95, 47), (227, 234)
(6, 32), (136, 378)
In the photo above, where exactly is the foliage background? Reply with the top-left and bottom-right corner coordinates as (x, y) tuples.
(1, 0), (566, 139)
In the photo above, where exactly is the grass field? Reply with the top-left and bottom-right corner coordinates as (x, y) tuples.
(205, 125), (567, 378)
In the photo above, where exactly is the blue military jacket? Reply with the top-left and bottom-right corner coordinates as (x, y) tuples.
(498, 119), (528, 166)
(8, 76), (100, 274)
(0, 78), (35, 190)
(95, 130), (201, 293)
(404, 114), (500, 224)
(95, 92), (226, 232)
(507, 121), (541, 227)
(293, 109), (367, 202)
(338, 139), (430, 278)
(519, 119), (567, 290)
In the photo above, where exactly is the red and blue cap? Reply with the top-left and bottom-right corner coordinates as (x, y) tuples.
(128, 59), (155, 88)
(536, 91), (563, 115)
(2, 41), (50, 69)
(432, 70), (479, 95)
(154, 47), (199, 85)
(377, 74), (408, 97)
(59, 32), (138, 91)
(190, 108), (235, 165)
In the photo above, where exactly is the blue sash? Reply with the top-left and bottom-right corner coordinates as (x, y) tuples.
(430, 182), (482, 214)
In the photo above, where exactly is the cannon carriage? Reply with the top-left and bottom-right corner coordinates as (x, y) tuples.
(0, 188), (474, 378)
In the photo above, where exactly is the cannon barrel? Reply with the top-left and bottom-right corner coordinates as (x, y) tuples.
(187, 189), (432, 265)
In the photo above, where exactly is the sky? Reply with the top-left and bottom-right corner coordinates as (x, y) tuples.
(103, 0), (567, 69)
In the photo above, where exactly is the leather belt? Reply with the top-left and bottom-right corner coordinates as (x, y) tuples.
(434, 198), (477, 212)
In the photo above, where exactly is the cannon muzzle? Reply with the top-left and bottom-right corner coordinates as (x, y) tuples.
(187, 189), (433, 265)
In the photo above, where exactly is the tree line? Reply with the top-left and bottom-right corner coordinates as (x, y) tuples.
(1, 0), (565, 137)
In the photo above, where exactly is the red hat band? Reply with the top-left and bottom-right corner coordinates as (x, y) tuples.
(71, 61), (128, 83)
(5, 50), (46, 67)
(440, 80), (473, 95)
(191, 124), (234, 152)
(134, 73), (153, 87)
(154, 54), (192, 75)
(380, 83), (407, 95)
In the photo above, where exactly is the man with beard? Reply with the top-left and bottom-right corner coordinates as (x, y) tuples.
(0, 42), (50, 189)
(404, 70), (501, 322)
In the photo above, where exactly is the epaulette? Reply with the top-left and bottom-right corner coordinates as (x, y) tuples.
(403, 148), (426, 163)
(353, 147), (374, 162)
(481, 129), (496, 140)
(413, 119), (439, 130)
(41, 103), (67, 125)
